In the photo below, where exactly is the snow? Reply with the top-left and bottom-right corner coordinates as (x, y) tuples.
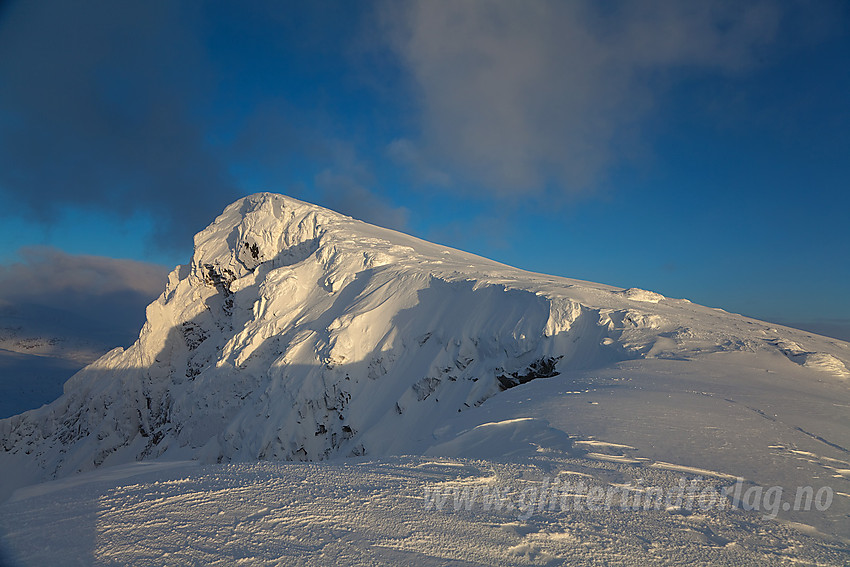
(616, 287), (666, 303)
(2, 455), (849, 566)
(1, 192), (849, 564)
(425, 418), (576, 459)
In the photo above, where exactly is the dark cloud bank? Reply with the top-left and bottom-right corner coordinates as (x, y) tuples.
(0, 1), (238, 249)
(0, 0), (410, 246)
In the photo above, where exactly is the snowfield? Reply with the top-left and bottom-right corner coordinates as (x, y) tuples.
(1, 193), (849, 565)
(2, 454), (849, 566)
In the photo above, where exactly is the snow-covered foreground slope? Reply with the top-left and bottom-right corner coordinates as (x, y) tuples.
(1, 193), (849, 563)
(2, 453), (849, 566)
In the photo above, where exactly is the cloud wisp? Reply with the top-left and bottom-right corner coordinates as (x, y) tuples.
(383, 0), (784, 196)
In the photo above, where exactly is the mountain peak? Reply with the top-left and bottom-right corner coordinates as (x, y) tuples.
(190, 192), (334, 279)
(2, 194), (848, 489)
(189, 192), (465, 290)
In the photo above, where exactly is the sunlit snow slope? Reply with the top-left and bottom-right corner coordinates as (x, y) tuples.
(2, 193), (849, 540)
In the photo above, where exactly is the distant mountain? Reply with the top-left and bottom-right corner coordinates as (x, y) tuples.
(0, 302), (118, 364)
(0, 303), (123, 419)
(2, 194), (849, 537)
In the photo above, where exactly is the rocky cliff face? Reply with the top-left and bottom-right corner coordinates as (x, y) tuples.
(2, 193), (847, 482)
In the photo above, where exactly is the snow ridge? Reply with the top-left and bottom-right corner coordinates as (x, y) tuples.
(2, 193), (848, 484)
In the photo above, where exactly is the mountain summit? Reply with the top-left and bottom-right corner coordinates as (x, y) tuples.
(2, 193), (849, 489)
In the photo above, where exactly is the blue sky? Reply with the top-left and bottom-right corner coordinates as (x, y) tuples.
(0, 1), (848, 339)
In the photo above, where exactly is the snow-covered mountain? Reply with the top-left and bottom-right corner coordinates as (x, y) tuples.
(2, 193), (850, 522)
(2, 192), (848, 471)
(2, 193), (850, 562)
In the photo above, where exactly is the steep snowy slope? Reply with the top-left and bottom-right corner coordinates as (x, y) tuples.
(2, 193), (849, 517)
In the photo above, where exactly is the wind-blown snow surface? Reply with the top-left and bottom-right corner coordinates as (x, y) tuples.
(3, 455), (850, 566)
(2, 193), (850, 564)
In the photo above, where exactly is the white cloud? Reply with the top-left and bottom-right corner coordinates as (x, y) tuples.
(0, 247), (168, 299)
(383, 0), (784, 195)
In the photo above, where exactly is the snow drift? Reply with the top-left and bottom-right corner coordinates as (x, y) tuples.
(2, 193), (848, 485)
